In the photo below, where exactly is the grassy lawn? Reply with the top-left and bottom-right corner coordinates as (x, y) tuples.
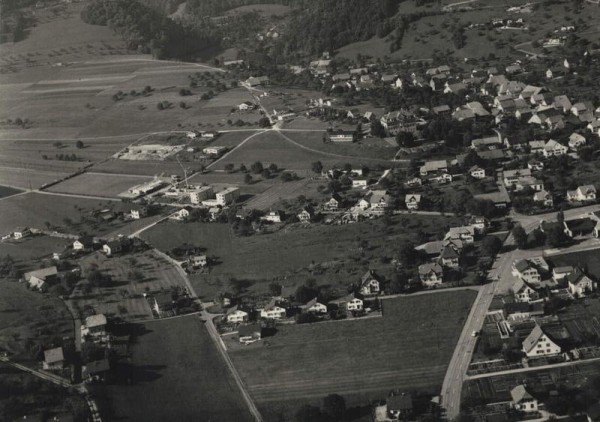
(0, 235), (71, 262)
(0, 185), (22, 198)
(547, 248), (600, 280)
(229, 290), (477, 420)
(141, 214), (465, 299)
(97, 316), (253, 422)
(0, 282), (74, 359)
(71, 250), (188, 321)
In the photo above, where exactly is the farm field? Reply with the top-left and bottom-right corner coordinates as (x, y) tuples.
(0, 166), (71, 189)
(0, 192), (131, 236)
(70, 249), (187, 321)
(0, 282), (74, 359)
(141, 214), (464, 298)
(0, 185), (22, 198)
(98, 316), (253, 422)
(547, 248), (600, 280)
(230, 290), (477, 421)
(47, 172), (153, 197)
(243, 178), (325, 210)
(91, 157), (203, 177)
(0, 235), (71, 263)
(284, 131), (398, 160)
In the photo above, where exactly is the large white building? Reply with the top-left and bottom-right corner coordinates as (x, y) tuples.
(216, 187), (240, 206)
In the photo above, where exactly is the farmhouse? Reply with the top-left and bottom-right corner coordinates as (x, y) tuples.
(43, 347), (65, 370)
(73, 235), (94, 251)
(238, 324), (262, 343)
(405, 194), (421, 210)
(245, 76), (269, 87)
(567, 267), (595, 297)
(522, 324), (561, 357)
(328, 130), (356, 143)
(152, 291), (175, 315)
(226, 306), (249, 324)
(300, 298), (328, 314)
(216, 187), (240, 206)
(203, 146), (228, 156)
(83, 314), (107, 338)
(24, 266), (58, 290)
(13, 227), (31, 239)
(189, 255), (207, 269)
(418, 262), (443, 287)
(102, 239), (125, 256)
(359, 270), (382, 296)
(510, 385), (538, 413)
(567, 185), (597, 203)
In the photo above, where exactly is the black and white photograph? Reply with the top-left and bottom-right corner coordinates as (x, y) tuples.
(1, 0), (600, 421)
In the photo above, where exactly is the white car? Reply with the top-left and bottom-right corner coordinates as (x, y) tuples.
(471, 330), (479, 337)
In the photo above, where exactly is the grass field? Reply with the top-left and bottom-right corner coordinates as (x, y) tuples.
(0, 282), (74, 359)
(141, 214), (464, 299)
(98, 316), (253, 422)
(0, 235), (71, 262)
(0, 185), (22, 198)
(47, 172), (153, 197)
(229, 290), (477, 420)
(71, 249), (187, 321)
(0, 192), (131, 236)
(547, 248), (600, 280)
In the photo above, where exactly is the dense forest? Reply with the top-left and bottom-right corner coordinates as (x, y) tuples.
(81, 0), (219, 60)
(185, 0), (292, 17)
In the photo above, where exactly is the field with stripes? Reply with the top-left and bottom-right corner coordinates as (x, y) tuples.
(228, 290), (477, 419)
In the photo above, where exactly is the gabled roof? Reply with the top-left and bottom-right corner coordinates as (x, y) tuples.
(440, 245), (459, 259)
(85, 314), (107, 328)
(522, 324), (554, 353)
(566, 267), (592, 286)
(24, 266), (58, 281)
(361, 270), (382, 284)
(83, 359), (110, 375)
(418, 262), (443, 276)
(44, 347), (64, 364)
(387, 393), (413, 411)
(510, 385), (534, 403)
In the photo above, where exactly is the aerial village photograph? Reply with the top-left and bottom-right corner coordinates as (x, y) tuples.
(1, 0), (600, 421)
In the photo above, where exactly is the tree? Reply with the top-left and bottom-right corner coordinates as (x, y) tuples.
(281, 172), (293, 182)
(224, 163), (235, 173)
(258, 117), (271, 128)
(179, 101), (187, 109)
(311, 161), (323, 174)
(512, 225), (528, 249)
(268, 282), (282, 296)
(389, 272), (408, 293)
(295, 405), (322, 422)
(322, 394), (346, 421)
(481, 236), (502, 257)
(244, 174), (253, 184)
(261, 168), (271, 179)
(76, 140), (84, 149)
(295, 284), (318, 304)
(251, 161), (264, 174)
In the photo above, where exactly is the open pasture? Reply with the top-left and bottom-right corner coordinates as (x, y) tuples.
(0, 192), (131, 236)
(230, 290), (477, 419)
(0, 166), (71, 189)
(0, 185), (22, 198)
(101, 316), (253, 422)
(47, 172), (153, 198)
(0, 235), (71, 262)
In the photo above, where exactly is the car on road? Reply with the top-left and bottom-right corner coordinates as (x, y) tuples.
(471, 330), (479, 337)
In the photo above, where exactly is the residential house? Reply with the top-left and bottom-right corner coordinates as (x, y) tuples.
(297, 206), (315, 223)
(439, 245), (460, 268)
(567, 185), (597, 203)
(366, 190), (391, 211)
(533, 190), (553, 207)
(261, 211), (283, 223)
(152, 291), (175, 315)
(190, 186), (214, 205)
(352, 178), (368, 189)
(189, 255), (207, 269)
(420, 160), (448, 176)
(170, 207), (192, 221)
(260, 299), (286, 319)
(328, 130), (356, 143)
(522, 324), (561, 357)
(469, 216), (490, 234)
(405, 194), (421, 210)
(510, 385), (539, 413)
(528, 160), (544, 171)
(418, 262), (444, 287)
(387, 393), (413, 420)
(512, 278), (539, 303)
(571, 101), (593, 117)
(553, 95), (573, 113)
(329, 294), (363, 312)
(43, 347), (65, 370)
(567, 267), (596, 297)
(83, 314), (107, 338)
(469, 166), (486, 179)
(24, 266), (58, 290)
(73, 236), (94, 251)
(445, 226), (475, 244)
(512, 259), (543, 283)
(238, 324), (262, 343)
(226, 306), (249, 324)
(552, 266), (574, 282)
(102, 239), (124, 256)
(568, 133), (587, 150)
(82, 359), (110, 382)
(130, 206), (148, 220)
(432, 104), (451, 115)
(360, 270), (382, 296)
(542, 139), (568, 157)
(529, 140), (546, 154)
(300, 298), (328, 314)
(237, 101), (254, 111)
(13, 227), (31, 239)
(245, 76), (269, 87)
(326, 194), (343, 211)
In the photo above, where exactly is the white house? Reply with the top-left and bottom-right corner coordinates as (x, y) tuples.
(170, 207), (192, 221)
(512, 278), (539, 303)
(216, 187), (240, 206)
(533, 190), (553, 207)
(261, 211), (283, 223)
(329, 294), (363, 312)
(469, 166), (486, 179)
(439, 245), (460, 268)
(359, 270), (382, 296)
(300, 298), (328, 314)
(568, 133), (587, 150)
(522, 324), (561, 357)
(542, 139), (568, 157)
(405, 194), (421, 210)
(445, 226), (475, 244)
(510, 385), (539, 413)
(13, 227), (31, 239)
(226, 306), (249, 324)
(418, 262), (443, 287)
(260, 300), (286, 319)
(24, 267), (58, 290)
(567, 185), (597, 203)
(512, 259), (542, 283)
(73, 236), (94, 251)
(567, 268), (596, 297)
